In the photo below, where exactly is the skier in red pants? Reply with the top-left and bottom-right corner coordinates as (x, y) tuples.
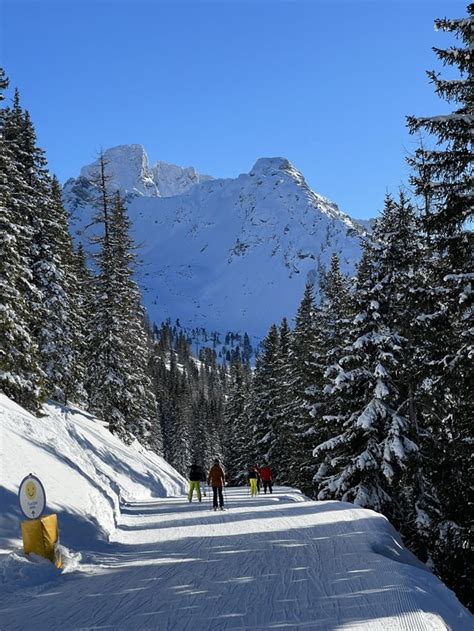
(260, 464), (273, 494)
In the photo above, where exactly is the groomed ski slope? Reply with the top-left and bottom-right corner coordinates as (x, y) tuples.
(1, 395), (472, 630)
(2, 491), (472, 631)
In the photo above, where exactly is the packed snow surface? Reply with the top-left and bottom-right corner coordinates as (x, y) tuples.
(1, 395), (471, 630)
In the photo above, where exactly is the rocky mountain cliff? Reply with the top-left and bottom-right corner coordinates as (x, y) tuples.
(63, 145), (366, 339)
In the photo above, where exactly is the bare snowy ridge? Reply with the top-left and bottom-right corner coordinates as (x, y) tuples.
(64, 145), (367, 341)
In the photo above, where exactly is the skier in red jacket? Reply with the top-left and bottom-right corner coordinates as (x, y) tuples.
(260, 464), (273, 494)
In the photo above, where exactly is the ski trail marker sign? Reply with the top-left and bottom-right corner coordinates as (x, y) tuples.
(19, 474), (46, 519)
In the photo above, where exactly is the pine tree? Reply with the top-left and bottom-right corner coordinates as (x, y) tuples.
(66, 244), (91, 405)
(112, 192), (159, 443)
(247, 324), (280, 465)
(268, 317), (295, 486)
(86, 160), (158, 444)
(0, 80), (43, 412)
(85, 154), (124, 432)
(31, 172), (78, 403)
(295, 257), (352, 493)
(286, 283), (321, 491)
(224, 358), (252, 484)
(406, 5), (473, 608)
(314, 196), (423, 527)
(242, 333), (253, 365)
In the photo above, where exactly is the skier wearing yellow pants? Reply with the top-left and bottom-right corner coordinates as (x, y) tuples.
(248, 466), (259, 497)
(188, 463), (204, 502)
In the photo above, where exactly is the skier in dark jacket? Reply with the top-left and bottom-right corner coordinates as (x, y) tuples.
(248, 466), (260, 497)
(188, 463), (205, 502)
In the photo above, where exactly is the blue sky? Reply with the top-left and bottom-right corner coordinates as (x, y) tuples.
(1, 0), (465, 219)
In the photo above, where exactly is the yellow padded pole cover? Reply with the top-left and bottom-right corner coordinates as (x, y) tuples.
(21, 514), (61, 566)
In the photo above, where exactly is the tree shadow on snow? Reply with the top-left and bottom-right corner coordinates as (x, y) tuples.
(1, 509), (469, 631)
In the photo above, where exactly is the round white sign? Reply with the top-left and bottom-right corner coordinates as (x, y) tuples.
(19, 475), (46, 520)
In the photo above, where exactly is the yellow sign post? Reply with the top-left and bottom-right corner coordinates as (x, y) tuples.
(21, 514), (62, 567)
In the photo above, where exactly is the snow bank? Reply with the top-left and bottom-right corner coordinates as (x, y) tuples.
(0, 393), (186, 552)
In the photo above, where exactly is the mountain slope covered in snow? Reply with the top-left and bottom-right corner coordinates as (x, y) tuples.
(64, 146), (366, 337)
(0, 394), (186, 551)
(0, 394), (472, 630)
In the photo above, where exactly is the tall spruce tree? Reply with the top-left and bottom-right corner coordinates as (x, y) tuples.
(406, 4), (473, 609)
(224, 358), (252, 484)
(247, 324), (280, 465)
(85, 154), (124, 432)
(265, 318), (293, 484)
(31, 171), (78, 404)
(314, 196), (423, 527)
(86, 161), (158, 444)
(0, 80), (43, 412)
(307, 258), (353, 490)
(285, 282), (321, 492)
(65, 243), (91, 405)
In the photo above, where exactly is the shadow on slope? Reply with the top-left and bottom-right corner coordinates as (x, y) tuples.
(2, 493), (470, 631)
(0, 486), (111, 553)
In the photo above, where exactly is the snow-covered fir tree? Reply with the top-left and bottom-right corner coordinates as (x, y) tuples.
(406, 4), (473, 608)
(65, 243), (91, 406)
(0, 80), (43, 412)
(0, 77), (89, 410)
(223, 358), (252, 484)
(298, 259), (352, 494)
(247, 324), (280, 466)
(85, 159), (158, 444)
(282, 283), (317, 490)
(111, 193), (160, 445)
(85, 155), (127, 433)
(263, 318), (293, 484)
(314, 195), (424, 526)
(30, 168), (78, 404)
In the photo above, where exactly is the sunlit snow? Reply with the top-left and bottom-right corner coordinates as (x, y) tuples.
(63, 145), (365, 338)
(1, 394), (471, 630)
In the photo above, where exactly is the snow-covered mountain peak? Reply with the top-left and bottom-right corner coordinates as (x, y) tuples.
(75, 144), (212, 199)
(152, 160), (213, 197)
(79, 144), (158, 197)
(249, 157), (293, 175)
(244, 156), (359, 233)
(64, 147), (366, 337)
